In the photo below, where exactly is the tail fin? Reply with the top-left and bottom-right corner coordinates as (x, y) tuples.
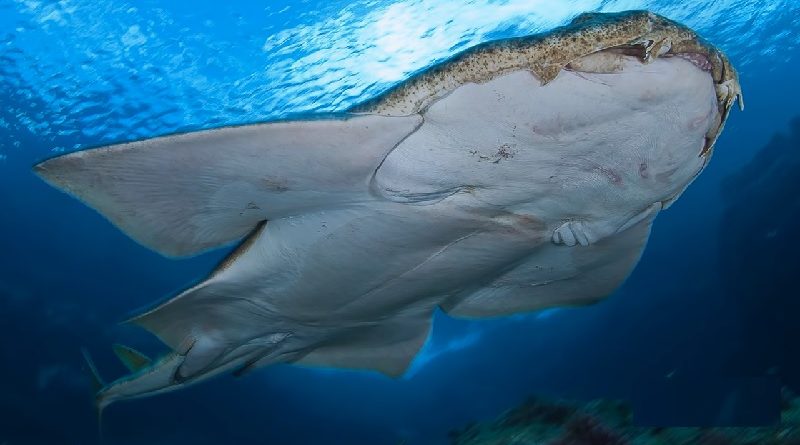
(81, 348), (106, 443)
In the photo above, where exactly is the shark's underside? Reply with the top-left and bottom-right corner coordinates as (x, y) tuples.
(34, 10), (742, 409)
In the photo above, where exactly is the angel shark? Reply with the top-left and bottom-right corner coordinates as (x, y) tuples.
(34, 10), (742, 411)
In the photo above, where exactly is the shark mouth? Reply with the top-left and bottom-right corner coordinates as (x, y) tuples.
(566, 37), (741, 159)
(674, 52), (714, 71)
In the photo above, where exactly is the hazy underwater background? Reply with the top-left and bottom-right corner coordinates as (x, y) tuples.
(1, 0), (799, 444)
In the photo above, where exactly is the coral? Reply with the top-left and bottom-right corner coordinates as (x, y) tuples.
(501, 397), (576, 427)
(549, 415), (629, 445)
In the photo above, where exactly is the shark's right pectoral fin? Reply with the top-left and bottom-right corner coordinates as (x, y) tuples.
(34, 114), (422, 257)
(443, 212), (656, 317)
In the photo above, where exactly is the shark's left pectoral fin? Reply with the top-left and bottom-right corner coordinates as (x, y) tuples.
(34, 114), (422, 257)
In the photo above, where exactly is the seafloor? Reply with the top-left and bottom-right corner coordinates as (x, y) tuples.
(448, 388), (800, 445)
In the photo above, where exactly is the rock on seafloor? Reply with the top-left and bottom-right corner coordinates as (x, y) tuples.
(448, 388), (800, 445)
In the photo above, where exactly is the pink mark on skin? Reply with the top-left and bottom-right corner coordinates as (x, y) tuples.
(687, 104), (715, 131)
(689, 115), (707, 131)
(595, 165), (623, 185)
(655, 166), (680, 182)
(674, 53), (712, 72)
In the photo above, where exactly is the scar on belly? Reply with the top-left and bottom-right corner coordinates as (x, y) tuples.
(595, 165), (622, 185)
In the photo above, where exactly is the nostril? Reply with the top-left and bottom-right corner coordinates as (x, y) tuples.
(639, 162), (649, 178)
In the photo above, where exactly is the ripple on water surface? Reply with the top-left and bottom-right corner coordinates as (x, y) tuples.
(0, 0), (797, 160)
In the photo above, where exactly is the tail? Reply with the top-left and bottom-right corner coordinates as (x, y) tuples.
(81, 348), (106, 443)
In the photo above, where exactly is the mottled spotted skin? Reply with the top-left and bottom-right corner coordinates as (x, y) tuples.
(350, 10), (742, 156)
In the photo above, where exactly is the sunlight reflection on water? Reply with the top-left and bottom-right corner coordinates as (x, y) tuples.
(0, 0), (797, 158)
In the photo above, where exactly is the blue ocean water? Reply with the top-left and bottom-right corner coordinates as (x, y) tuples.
(1, 0), (799, 444)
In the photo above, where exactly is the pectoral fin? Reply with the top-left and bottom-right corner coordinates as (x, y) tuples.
(34, 114), (422, 257)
